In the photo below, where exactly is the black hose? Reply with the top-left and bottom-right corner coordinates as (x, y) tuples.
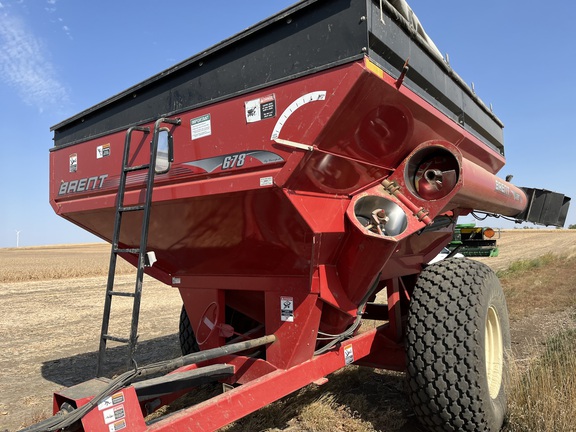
(19, 334), (276, 432)
(314, 273), (382, 355)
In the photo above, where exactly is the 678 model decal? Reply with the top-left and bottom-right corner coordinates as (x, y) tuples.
(222, 153), (247, 170)
(185, 150), (284, 174)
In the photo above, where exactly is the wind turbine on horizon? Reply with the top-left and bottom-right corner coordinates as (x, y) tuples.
(15, 230), (21, 248)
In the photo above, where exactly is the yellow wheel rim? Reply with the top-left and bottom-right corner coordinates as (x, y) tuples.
(485, 305), (503, 399)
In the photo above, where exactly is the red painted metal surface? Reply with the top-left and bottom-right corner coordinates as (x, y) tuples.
(54, 381), (146, 432)
(47, 56), (530, 430)
(146, 326), (404, 432)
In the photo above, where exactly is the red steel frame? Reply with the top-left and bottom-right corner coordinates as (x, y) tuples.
(48, 57), (527, 430)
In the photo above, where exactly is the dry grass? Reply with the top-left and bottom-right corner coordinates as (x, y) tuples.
(500, 254), (576, 432)
(224, 366), (412, 432)
(498, 253), (576, 319)
(505, 330), (576, 432)
(0, 243), (134, 283)
(152, 367), (412, 432)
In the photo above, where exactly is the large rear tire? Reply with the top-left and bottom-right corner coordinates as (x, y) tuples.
(179, 305), (199, 355)
(406, 258), (510, 431)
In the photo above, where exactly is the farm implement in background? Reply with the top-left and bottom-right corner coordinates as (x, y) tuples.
(449, 223), (500, 257)
(24, 0), (570, 431)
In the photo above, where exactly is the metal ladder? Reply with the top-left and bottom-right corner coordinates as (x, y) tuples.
(96, 117), (181, 377)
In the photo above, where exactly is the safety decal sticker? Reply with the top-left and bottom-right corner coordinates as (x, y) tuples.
(97, 143), (111, 159)
(260, 176), (273, 187)
(271, 91), (326, 140)
(103, 405), (126, 425)
(245, 94), (276, 123)
(69, 153), (77, 173)
(281, 296), (294, 322)
(191, 114), (212, 140)
(108, 419), (127, 431)
(98, 391), (125, 411)
(344, 344), (354, 365)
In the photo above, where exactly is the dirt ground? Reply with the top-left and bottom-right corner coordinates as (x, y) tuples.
(1, 230), (575, 431)
(0, 254), (183, 431)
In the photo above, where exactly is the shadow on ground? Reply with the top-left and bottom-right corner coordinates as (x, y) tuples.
(41, 334), (181, 386)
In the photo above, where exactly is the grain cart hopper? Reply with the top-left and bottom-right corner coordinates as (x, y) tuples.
(30, 0), (570, 431)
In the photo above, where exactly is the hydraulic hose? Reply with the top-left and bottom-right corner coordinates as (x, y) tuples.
(19, 334), (276, 432)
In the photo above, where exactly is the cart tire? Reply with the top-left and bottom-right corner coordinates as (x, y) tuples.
(406, 258), (510, 432)
(179, 305), (199, 355)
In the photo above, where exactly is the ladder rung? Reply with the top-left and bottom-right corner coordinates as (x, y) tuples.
(108, 290), (136, 298)
(124, 164), (150, 172)
(114, 248), (140, 254)
(119, 205), (145, 212)
(103, 334), (130, 344)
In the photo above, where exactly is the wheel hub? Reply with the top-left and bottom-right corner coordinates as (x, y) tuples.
(485, 305), (504, 399)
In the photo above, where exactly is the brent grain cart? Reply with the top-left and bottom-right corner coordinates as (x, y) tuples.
(26, 0), (570, 431)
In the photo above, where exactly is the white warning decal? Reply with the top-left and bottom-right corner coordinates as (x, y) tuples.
(260, 176), (273, 187)
(108, 419), (127, 431)
(344, 344), (354, 365)
(245, 94), (276, 123)
(97, 143), (111, 159)
(280, 296), (294, 322)
(103, 405), (126, 425)
(69, 153), (77, 173)
(271, 91), (327, 140)
(191, 114), (212, 140)
(98, 392), (125, 411)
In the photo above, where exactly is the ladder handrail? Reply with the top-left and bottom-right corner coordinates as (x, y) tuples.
(96, 118), (180, 377)
(97, 126), (150, 377)
(127, 117), (181, 368)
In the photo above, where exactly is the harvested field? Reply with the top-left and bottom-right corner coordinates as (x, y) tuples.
(0, 243), (134, 282)
(474, 228), (576, 271)
(1, 230), (575, 431)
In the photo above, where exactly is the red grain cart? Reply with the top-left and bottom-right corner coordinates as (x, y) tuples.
(29, 0), (569, 431)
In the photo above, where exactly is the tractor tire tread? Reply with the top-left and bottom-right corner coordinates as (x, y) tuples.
(406, 258), (509, 432)
(179, 305), (200, 355)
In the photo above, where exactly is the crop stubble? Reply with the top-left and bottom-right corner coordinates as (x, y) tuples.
(1, 230), (575, 431)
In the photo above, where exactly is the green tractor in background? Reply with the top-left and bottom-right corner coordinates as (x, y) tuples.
(448, 224), (500, 257)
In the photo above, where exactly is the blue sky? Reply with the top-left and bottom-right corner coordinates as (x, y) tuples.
(0, 1), (574, 247)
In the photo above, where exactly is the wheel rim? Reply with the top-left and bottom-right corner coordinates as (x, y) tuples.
(485, 305), (504, 399)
